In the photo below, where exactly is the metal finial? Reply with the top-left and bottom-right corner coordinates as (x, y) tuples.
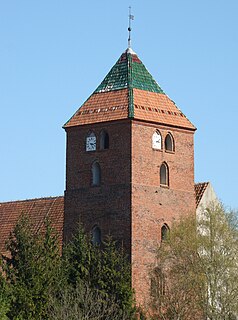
(128, 6), (134, 48)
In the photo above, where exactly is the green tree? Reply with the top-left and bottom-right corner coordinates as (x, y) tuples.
(198, 204), (238, 319)
(96, 237), (133, 311)
(150, 203), (238, 320)
(63, 225), (135, 317)
(150, 215), (205, 320)
(2, 216), (62, 320)
(63, 224), (96, 287)
(0, 273), (10, 320)
(1, 219), (136, 319)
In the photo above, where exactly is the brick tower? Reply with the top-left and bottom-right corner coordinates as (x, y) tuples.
(63, 47), (196, 304)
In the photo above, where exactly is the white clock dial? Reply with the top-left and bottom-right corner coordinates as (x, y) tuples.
(152, 131), (162, 150)
(86, 136), (96, 151)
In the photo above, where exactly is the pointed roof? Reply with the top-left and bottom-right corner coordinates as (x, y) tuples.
(94, 48), (164, 95)
(64, 48), (195, 130)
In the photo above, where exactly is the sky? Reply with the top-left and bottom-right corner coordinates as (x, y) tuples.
(0, 1), (237, 210)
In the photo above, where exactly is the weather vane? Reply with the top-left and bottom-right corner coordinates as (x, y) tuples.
(128, 6), (134, 48)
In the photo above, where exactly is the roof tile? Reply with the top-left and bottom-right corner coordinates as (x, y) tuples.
(64, 48), (195, 131)
(0, 197), (64, 254)
(194, 182), (209, 208)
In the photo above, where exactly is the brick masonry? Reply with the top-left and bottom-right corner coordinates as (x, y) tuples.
(131, 120), (196, 304)
(64, 120), (132, 253)
(64, 118), (196, 305)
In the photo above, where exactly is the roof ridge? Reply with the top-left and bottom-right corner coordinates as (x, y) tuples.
(128, 51), (134, 118)
(0, 196), (64, 205)
(195, 182), (209, 186)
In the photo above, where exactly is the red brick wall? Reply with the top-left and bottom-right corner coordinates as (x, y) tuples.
(131, 120), (196, 305)
(64, 120), (132, 252)
(64, 118), (196, 306)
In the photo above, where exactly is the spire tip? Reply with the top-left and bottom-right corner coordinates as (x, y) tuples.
(128, 6), (134, 49)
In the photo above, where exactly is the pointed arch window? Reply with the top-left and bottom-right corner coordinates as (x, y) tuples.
(100, 130), (109, 150)
(92, 162), (101, 186)
(165, 133), (174, 152)
(151, 267), (165, 299)
(160, 162), (169, 187)
(92, 226), (101, 245)
(152, 130), (162, 150)
(161, 224), (170, 241)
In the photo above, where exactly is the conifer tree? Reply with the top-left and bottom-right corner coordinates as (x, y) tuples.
(1, 219), (137, 319)
(63, 224), (97, 287)
(0, 273), (10, 320)
(96, 237), (133, 311)
(63, 225), (135, 316)
(2, 216), (62, 320)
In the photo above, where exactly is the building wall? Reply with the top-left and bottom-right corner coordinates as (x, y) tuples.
(196, 183), (218, 219)
(131, 120), (196, 304)
(63, 118), (196, 305)
(63, 120), (132, 252)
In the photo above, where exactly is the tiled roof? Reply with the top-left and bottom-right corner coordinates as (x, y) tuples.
(0, 196), (64, 254)
(194, 182), (209, 208)
(133, 89), (195, 129)
(64, 89), (129, 126)
(94, 51), (164, 94)
(64, 49), (196, 130)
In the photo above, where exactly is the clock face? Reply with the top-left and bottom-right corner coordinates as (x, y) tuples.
(86, 136), (96, 151)
(152, 131), (162, 150)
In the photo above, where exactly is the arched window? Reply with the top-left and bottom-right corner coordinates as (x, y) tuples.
(92, 226), (101, 245)
(100, 130), (109, 150)
(165, 133), (174, 152)
(151, 267), (165, 299)
(152, 130), (162, 150)
(86, 131), (96, 152)
(161, 224), (170, 241)
(160, 162), (169, 186)
(92, 162), (101, 186)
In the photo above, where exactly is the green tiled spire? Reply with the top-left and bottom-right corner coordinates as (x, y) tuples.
(94, 49), (165, 94)
(131, 59), (164, 93)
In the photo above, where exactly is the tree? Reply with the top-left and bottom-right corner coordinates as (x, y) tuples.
(94, 237), (133, 311)
(198, 204), (238, 319)
(63, 225), (135, 317)
(63, 223), (94, 287)
(48, 281), (131, 320)
(0, 273), (10, 320)
(1, 218), (136, 319)
(150, 203), (238, 320)
(150, 215), (205, 320)
(1, 216), (62, 319)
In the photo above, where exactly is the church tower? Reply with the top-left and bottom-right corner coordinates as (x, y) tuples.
(63, 47), (196, 304)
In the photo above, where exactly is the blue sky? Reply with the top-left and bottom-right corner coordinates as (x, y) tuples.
(0, 1), (237, 210)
